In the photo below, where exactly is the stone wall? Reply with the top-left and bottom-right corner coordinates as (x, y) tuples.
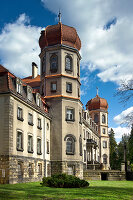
(83, 170), (126, 181)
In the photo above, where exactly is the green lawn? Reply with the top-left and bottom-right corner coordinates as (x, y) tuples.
(0, 181), (133, 200)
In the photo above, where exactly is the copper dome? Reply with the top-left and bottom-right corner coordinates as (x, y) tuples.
(39, 23), (81, 51)
(86, 95), (108, 111)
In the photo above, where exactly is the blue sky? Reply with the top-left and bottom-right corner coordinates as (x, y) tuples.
(0, 0), (132, 141)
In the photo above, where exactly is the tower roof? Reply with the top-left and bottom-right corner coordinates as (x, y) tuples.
(39, 23), (81, 51)
(86, 95), (108, 111)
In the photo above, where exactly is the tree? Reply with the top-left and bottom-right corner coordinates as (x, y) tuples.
(128, 125), (133, 164)
(109, 128), (119, 169)
(115, 79), (133, 126)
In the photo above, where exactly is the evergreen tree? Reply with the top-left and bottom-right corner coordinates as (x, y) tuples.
(128, 125), (133, 164)
(109, 128), (118, 169)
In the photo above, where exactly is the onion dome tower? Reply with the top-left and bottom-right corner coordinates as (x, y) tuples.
(39, 12), (83, 178)
(86, 90), (110, 170)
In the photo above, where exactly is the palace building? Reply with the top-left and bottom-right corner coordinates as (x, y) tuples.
(0, 18), (110, 184)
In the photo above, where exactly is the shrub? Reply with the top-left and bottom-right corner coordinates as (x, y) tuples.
(41, 174), (89, 188)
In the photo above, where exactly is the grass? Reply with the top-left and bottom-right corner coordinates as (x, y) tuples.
(0, 181), (133, 200)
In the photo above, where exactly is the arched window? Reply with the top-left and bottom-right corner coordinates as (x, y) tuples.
(94, 114), (98, 123)
(64, 134), (76, 155)
(102, 114), (106, 124)
(65, 55), (72, 71)
(50, 54), (58, 72)
(103, 154), (107, 164)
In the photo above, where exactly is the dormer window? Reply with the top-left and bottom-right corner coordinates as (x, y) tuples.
(50, 54), (58, 72)
(36, 94), (41, 107)
(27, 87), (32, 101)
(16, 78), (22, 94)
(65, 55), (72, 71)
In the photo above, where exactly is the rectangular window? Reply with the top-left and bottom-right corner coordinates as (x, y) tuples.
(38, 163), (42, 175)
(37, 97), (40, 107)
(17, 131), (23, 151)
(66, 108), (74, 121)
(29, 163), (34, 176)
(103, 141), (107, 148)
(84, 150), (86, 162)
(78, 88), (80, 97)
(28, 135), (33, 153)
(102, 128), (106, 134)
(17, 107), (23, 121)
(47, 141), (50, 154)
(37, 138), (42, 155)
(17, 83), (21, 94)
(37, 118), (42, 129)
(28, 113), (33, 125)
(27, 88), (32, 101)
(79, 112), (82, 124)
(66, 82), (72, 93)
(51, 82), (57, 92)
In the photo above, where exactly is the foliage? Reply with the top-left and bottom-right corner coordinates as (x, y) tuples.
(128, 125), (133, 164)
(109, 128), (119, 169)
(40, 174), (89, 188)
(0, 181), (133, 200)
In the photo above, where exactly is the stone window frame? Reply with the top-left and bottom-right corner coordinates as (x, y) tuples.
(50, 53), (58, 73)
(65, 107), (75, 122)
(84, 149), (86, 162)
(27, 86), (33, 102)
(16, 129), (24, 152)
(37, 118), (42, 130)
(103, 154), (108, 164)
(78, 87), (80, 97)
(28, 134), (33, 153)
(79, 135), (82, 156)
(94, 114), (98, 123)
(36, 93), (41, 107)
(46, 140), (50, 154)
(37, 137), (42, 155)
(77, 58), (80, 76)
(41, 55), (46, 74)
(28, 112), (34, 126)
(103, 141), (107, 148)
(66, 82), (72, 93)
(79, 112), (82, 124)
(65, 54), (73, 72)
(64, 134), (76, 155)
(17, 106), (24, 122)
(51, 81), (57, 92)
(102, 114), (106, 124)
(38, 163), (42, 175)
(102, 128), (106, 134)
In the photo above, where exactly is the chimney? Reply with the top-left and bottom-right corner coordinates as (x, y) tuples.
(32, 62), (38, 78)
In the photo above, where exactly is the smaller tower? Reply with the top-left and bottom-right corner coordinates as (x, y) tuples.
(86, 93), (110, 170)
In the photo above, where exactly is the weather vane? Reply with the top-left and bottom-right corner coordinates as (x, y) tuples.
(96, 87), (99, 96)
(58, 9), (61, 23)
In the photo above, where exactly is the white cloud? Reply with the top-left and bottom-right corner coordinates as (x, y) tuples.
(0, 13), (42, 77)
(109, 126), (130, 140)
(114, 107), (133, 126)
(42, 0), (133, 84)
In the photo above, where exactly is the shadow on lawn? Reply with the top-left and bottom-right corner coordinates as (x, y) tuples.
(0, 183), (133, 200)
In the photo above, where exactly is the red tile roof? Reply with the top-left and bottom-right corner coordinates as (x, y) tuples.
(22, 75), (41, 88)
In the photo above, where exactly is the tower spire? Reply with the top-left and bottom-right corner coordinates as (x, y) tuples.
(96, 87), (99, 96)
(58, 9), (61, 23)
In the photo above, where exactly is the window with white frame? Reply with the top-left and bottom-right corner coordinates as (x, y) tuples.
(27, 87), (32, 101)
(66, 108), (74, 121)
(16, 82), (21, 94)
(37, 118), (42, 129)
(37, 138), (42, 154)
(17, 107), (23, 121)
(17, 131), (23, 151)
(28, 113), (33, 125)
(103, 141), (107, 148)
(28, 135), (33, 153)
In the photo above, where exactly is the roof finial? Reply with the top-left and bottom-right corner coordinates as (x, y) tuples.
(58, 9), (61, 23)
(96, 87), (99, 96)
